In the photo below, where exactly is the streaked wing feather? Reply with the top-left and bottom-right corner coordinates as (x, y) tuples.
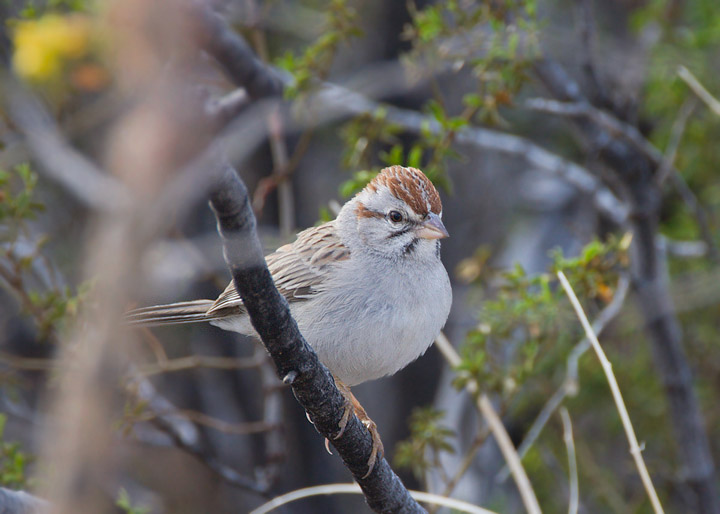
(126, 299), (216, 326)
(207, 222), (348, 315)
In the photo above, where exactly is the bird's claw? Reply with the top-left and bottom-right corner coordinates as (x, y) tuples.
(333, 401), (354, 441)
(361, 417), (384, 479)
(331, 383), (384, 479)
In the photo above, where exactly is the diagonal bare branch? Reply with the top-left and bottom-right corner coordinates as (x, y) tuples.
(532, 56), (719, 513)
(208, 159), (425, 512)
(558, 271), (664, 514)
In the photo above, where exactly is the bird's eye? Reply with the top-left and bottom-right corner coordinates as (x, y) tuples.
(388, 210), (404, 223)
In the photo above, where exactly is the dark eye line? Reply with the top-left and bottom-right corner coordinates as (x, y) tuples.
(387, 226), (411, 239)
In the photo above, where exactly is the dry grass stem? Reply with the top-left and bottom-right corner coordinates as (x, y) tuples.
(559, 407), (579, 514)
(249, 483), (499, 514)
(434, 332), (542, 514)
(678, 65), (720, 116)
(557, 271), (664, 514)
(498, 274), (631, 483)
(655, 98), (696, 186)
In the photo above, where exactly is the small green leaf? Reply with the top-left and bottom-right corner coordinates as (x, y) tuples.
(407, 144), (424, 168)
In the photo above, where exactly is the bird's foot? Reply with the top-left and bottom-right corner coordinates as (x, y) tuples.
(358, 415), (384, 479)
(332, 377), (384, 479)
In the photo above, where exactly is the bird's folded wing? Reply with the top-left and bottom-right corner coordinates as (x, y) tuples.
(207, 222), (349, 316)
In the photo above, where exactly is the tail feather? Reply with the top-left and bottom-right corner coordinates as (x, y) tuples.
(126, 299), (216, 326)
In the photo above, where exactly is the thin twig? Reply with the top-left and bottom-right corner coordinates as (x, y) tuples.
(534, 56), (718, 511)
(252, 129), (315, 217)
(526, 92), (717, 262)
(138, 408), (276, 435)
(434, 333), (542, 514)
(496, 385), (566, 485)
(266, 108), (295, 236)
(498, 274), (630, 483)
(431, 429), (490, 514)
(525, 92), (718, 263)
(575, 0), (609, 108)
(575, 441), (630, 512)
(668, 172), (720, 263)
(137, 353), (265, 376)
(206, 89), (250, 127)
(524, 97), (663, 165)
(557, 271), (664, 514)
(0, 350), (58, 371)
(4, 78), (129, 211)
(131, 371), (271, 496)
(677, 66), (720, 116)
(655, 98), (697, 186)
(309, 84), (628, 225)
(244, 8), (296, 236)
(559, 408), (579, 514)
(212, 66), (628, 225)
(249, 483), (499, 514)
(139, 327), (169, 364)
(662, 237), (708, 259)
(0, 257), (56, 338)
(478, 394), (542, 514)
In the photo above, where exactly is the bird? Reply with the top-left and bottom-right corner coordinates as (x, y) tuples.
(127, 165), (452, 476)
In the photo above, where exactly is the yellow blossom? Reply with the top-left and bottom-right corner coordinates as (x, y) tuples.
(12, 14), (91, 81)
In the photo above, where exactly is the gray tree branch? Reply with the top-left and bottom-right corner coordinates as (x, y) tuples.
(208, 161), (425, 513)
(0, 488), (48, 514)
(533, 56), (720, 514)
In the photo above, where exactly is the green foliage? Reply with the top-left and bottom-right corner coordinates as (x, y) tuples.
(339, 170), (377, 198)
(455, 236), (630, 395)
(17, 0), (92, 18)
(0, 164), (44, 224)
(116, 488), (150, 514)
(117, 386), (150, 437)
(550, 235), (631, 302)
(627, 11), (720, 496)
(338, 103), (455, 194)
(394, 407), (455, 481)
(0, 415), (31, 489)
(0, 164), (90, 339)
(317, 205), (335, 223)
(633, 0), (720, 247)
(28, 282), (92, 338)
(447, 236), (637, 509)
(47, 0), (91, 11)
(338, 97), (465, 194)
(337, 1), (541, 197)
(402, 0), (539, 124)
(275, 0), (362, 97)
(340, 107), (403, 171)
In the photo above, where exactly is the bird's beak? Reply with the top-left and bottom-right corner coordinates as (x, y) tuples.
(415, 213), (449, 240)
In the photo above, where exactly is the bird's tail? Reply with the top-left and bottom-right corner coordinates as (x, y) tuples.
(126, 299), (216, 326)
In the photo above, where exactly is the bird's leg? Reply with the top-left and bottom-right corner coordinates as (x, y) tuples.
(332, 377), (384, 478)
